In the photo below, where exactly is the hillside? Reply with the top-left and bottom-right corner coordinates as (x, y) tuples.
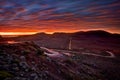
(0, 36), (4, 41)
(0, 42), (120, 80)
(5, 30), (120, 56)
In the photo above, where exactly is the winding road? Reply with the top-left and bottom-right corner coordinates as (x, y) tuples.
(41, 47), (116, 58)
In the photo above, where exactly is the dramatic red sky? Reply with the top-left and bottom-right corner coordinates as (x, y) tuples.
(0, 0), (120, 36)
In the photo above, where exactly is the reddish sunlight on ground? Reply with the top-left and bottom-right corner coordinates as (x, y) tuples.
(7, 41), (18, 44)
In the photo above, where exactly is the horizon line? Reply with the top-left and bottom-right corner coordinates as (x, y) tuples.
(0, 30), (119, 37)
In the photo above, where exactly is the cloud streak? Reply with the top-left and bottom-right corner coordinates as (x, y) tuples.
(0, 0), (120, 33)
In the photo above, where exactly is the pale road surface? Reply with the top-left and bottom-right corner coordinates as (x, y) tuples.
(82, 51), (115, 58)
(41, 47), (71, 57)
(41, 47), (116, 58)
(41, 47), (63, 57)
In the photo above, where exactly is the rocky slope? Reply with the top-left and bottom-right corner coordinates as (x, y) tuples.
(0, 42), (120, 80)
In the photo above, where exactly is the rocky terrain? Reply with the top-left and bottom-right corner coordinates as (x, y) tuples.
(0, 42), (120, 80)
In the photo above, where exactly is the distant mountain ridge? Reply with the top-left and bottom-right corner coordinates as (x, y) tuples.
(5, 30), (120, 39)
(72, 30), (120, 37)
(35, 30), (120, 38)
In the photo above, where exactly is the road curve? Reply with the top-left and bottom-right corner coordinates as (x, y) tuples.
(82, 51), (115, 58)
(41, 47), (116, 58)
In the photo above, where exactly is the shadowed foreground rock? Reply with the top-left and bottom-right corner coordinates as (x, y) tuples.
(0, 42), (120, 80)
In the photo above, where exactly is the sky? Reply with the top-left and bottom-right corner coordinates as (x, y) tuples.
(0, 0), (120, 36)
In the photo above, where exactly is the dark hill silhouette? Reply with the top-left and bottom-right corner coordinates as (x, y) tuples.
(7, 30), (120, 40)
(72, 30), (119, 38)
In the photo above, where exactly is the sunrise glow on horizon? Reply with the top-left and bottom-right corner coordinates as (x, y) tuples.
(0, 28), (119, 37)
(0, 0), (120, 36)
(0, 32), (37, 36)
